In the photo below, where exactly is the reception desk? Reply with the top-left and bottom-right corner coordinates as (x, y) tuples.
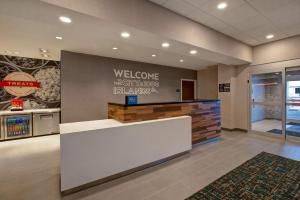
(60, 116), (191, 193)
(108, 100), (221, 144)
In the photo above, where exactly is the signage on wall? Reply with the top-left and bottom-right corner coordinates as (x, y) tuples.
(0, 55), (61, 111)
(0, 72), (40, 97)
(125, 95), (138, 105)
(219, 83), (230, 92)
(113, 69), (160, 95)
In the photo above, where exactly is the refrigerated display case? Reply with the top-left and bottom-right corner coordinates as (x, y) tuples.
(3, 114), (32, 139)
(0, 117), (3, 141)
(0, 108), (60, 141)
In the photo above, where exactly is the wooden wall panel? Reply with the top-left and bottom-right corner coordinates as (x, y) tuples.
(108, 101), (221, 144)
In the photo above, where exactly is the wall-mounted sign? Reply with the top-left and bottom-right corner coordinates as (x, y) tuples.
(0, 72), (40, 97)
(0, 55), (61, 111)
(219, 83), (230, 92)
(11, 98), (24, 111)
(113, 69), (159, 95)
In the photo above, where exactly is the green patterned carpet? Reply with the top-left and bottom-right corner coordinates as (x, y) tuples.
(186, 152), (300, 200)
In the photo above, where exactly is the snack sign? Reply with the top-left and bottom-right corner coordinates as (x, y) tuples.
(0, 72), (40, 97)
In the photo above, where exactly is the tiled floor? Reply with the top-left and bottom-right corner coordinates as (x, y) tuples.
(1, 131), (300, 200)
(252, 119), (300, 137)
(252, 119), (282, 132)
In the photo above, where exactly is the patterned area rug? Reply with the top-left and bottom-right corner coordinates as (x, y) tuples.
(186, 152), (300, 200)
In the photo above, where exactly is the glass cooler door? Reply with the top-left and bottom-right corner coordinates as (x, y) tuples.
(0, 116), (3, 141)
(4, 115), (32, 139)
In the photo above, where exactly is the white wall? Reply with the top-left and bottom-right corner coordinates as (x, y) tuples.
(217, 35), (300, 130)
(253, 35), (300, 65)
(218, 64), (237, 129)
(234, 65), (249, 130)
(197, 66), (218, 99)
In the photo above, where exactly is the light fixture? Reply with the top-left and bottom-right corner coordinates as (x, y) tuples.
(56, 36), (63, 40)
(190, 50), (197, 55)
(121, 32), (130, 38)
(217, 2), (227, 10)
(266, 34), (274, 39)
(59, 16), (72, 23)
(161, 42), (170, 48)
(41, 54), (49, 58)
(39, 48), (48, 53)
(180, 59), (184, 63)
(14, 51), (19, 55)
(112, 47), (118, 50)
(152, 54), (157, 57)
(4, 50), (11, 54)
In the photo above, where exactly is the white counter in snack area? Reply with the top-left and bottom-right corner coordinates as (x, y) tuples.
(60, 116), (192, 193)
(0, 108), (60, 116)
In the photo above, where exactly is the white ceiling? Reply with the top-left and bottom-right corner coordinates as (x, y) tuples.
(149, 0), (300, 46)
(0, 0), (253, 69)
(0, 0), (251, 70)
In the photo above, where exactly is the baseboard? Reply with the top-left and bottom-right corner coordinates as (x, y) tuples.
(221, 127), (248, 132)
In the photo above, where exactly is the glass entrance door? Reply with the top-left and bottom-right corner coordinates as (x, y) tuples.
(285, 67), (300, 141)
(250, 72), (283, 136)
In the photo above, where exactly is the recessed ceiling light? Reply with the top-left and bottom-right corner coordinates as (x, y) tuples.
(59, 16), (72, 23)
(112, 47), (118, 50)
(190, 50), (197, 55)
(39, 48), (48, 53)
(180, 59), (184, 63)
(217, 2), (227, 10)
(121, 32), (130, 38)
(266, 34), (274, 39)
(14, 51), (19, 55)
(56, 36), (63, 40)
(41, 54), (49, 58)
(161, 42), (170, 48)
(152, 54), (157, 57)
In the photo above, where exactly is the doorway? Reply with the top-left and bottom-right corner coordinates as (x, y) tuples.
(250, 72), (283, 137)
(181, 79), (196, 101)
(249, 67), (300, 141)
(285, 67), (300, 141)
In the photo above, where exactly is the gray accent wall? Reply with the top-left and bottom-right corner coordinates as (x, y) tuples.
(61, 51), (197, 123)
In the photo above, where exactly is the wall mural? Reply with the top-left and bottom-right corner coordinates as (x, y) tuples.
(113, 68), (159, 95)
(0, 55), (60, 110)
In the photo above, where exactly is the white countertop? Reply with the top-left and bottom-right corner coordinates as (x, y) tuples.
(0, 108), (60, 116)
(60, 119), (123, 134)
(59, 116), (189, 135)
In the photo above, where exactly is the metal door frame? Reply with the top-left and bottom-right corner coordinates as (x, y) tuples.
(285, 66), (300, 142)
(248, 68), (286, 140)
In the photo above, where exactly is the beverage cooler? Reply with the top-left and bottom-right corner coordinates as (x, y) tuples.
(3, 115), (32, 139)
(0, 109), (60, 141)
(0, 117), (3, 141)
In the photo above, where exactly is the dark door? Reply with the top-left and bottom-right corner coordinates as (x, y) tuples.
(182, 80), (195, 100)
